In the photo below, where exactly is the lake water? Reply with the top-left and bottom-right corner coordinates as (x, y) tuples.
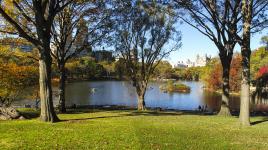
(63, 81), (241, 111)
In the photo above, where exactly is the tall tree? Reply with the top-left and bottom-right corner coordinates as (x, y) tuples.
(114, 0), (181, 110)
(234, 0), (268, 126)
(174, 0), (241, 116)
(51, 1), (111, 113)
(0, 0), (70, 122)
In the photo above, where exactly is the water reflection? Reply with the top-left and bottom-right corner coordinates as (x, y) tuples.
(64, 81), (241, 111)
(15, 81), (268, 111)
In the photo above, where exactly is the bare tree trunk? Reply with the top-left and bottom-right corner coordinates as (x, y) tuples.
(218, 59), (231, 116)
(58, 64), (66, 113)
(239, 45), (251, 126)
(39, 53), (59, 122)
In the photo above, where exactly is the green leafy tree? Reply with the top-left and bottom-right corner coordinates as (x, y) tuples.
(154, 61), (173, 79)
(114, 58), (127, 80)
(114, 0), (181, 110)
(261, 36), (268, 48)
(251, 47), (268, 79)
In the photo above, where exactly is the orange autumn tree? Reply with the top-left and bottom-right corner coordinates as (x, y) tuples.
(0, 46), (38, 106)
(205, 54), (242, 92)
(230, 54), (242, 92)
(205, 61), (222, 91)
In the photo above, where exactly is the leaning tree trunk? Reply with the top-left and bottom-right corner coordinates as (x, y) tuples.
(239, 41), (251, 126)
(58, 64), (66, 113)
(218, 61), (232, 116)
(39, 51), (59, 122)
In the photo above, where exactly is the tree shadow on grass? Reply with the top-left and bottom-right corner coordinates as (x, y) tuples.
(126, 111), (184, 116)
(251, 117), (268, 125)
(60, 110), (214, 122)
(20, 110), (40, 119)
(60, 115), (126, 122)
(18, 107), (217, 122)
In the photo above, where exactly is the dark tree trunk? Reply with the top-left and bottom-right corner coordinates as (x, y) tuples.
(239, 41), (251, 126)
(218, 66), (231, 116)
(218, 53), (232, 116)
(58, 63), (66, 113)
(39, 51), (59, 122)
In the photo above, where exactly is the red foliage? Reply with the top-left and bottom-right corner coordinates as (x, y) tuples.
(256, 66), (268, 78)
(206, 54), (242, 92)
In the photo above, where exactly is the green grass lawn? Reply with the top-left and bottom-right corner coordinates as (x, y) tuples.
(1, 109), (268, 150)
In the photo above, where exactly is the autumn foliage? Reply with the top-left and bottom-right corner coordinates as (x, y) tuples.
(0, 46), (38, 105)
(205, 54), (242, 92)
(0, 63), (38, 104)
(205, 61), (222, 91)
(229, 55), (242, 92)
(255, 66), (268, 79)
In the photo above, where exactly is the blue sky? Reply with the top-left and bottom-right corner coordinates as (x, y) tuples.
(167, 23), (268, 66)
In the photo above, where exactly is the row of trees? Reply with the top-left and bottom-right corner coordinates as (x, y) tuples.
(0, 0), (267, 126)
(173, 0), (268, 126)
(204, 43), (268, 93)
(0, 0), (113, 121)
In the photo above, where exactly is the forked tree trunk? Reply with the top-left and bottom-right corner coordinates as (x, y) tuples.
(218, 60), (231, 116)
(39, 53), (59, 122)
(239, 44), (251, 126)
(58, 64), (66, 113)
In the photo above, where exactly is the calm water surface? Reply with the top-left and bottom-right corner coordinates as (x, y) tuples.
(63, 81), (241, 111)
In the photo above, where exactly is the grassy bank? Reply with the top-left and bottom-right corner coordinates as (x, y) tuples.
(1, 109), (268, 150)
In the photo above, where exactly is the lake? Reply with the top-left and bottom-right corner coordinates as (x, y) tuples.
(62, 81), (241, 111)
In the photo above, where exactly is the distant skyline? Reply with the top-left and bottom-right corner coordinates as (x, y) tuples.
(167, 23), (268, 66)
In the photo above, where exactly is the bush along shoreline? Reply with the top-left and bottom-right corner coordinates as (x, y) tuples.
(160, 81), (191, 93)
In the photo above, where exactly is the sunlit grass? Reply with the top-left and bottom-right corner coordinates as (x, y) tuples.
(1, 109), (268, 149)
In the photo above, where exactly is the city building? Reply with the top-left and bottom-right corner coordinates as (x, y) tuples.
(176, 61), (187, 68)
(185, 59), (195, 67)
(175, 54), (211, 68)
(195, 54), (207, 67)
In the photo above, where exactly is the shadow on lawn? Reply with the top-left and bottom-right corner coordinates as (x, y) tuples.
(251, 118), (268, 125)
(19, 108), (268, 125)
(60, 110), (213, 122)
(19, 108), (216, 121)
(60, 115), (126, 122)
(20, 110), (40, 119)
